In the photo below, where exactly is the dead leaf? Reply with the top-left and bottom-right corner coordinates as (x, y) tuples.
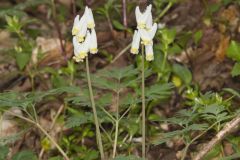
(215, 35), (230, 62)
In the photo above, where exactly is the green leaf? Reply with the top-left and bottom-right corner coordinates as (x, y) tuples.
(114, 155), (143, 160)
(12, 150), (37, 160)
(48, 156), (64, 160)
(227, 40), (240, 62)
(15, 53), (30, 70)
(193, 30), (203, 44)
(113, 20), (125, 30)
(223, 88), (240, 98)
(161, 28), (176, 45)
(220, 153), (240, 160)
(172, 64), (192, 85)
(65, 112), (92, 128)
(231, 62), (240, 77)
(0, 146), (9, 160)
(145, 83), (174, 101)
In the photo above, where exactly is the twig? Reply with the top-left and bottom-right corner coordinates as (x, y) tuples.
(71, 0), (76, 16)
(122, 0), (127, 38)
(111, 43), (131, 64)
(39, 104), (65, 159)
(193, 116), (240, 160)
(51, 0), (67, 62)
(5, 110), (70, 160)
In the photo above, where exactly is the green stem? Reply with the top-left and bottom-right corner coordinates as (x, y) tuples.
(86, 57), (105, 160)
(154, 2), (173, 22)
(113, 90), (120, 158)
(141, 44), (146, 159)
(162, 50), (167, 71)
(5, 110), (70, 160)
(181, 122), (218, 160)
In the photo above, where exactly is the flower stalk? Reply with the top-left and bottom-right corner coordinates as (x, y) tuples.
(141, 44), (146, 159)
(86, 57), (105, 160)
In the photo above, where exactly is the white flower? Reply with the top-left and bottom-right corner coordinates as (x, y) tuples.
(89, 29), (98, 54)
(139, 23), (157, 45)
(86, 7), (95, 29)
(75, 8), (89, 42)
(135, 5), (152, 29)
(72, 15), (80, 36)
(130, 30), (141, 54)
(73, 32), (91, 62)
(146, 11), (153, 30)
(145, 44), (154, 61)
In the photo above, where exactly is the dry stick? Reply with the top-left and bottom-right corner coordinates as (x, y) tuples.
(122, 0), (127, 38)
(5, 110), (70, 160)
(51, 0), (67, 61)
(86, 57), (105, 160)
(39, 104), (65, 159)
(71, 0), (76, 16)
(193, 116), (240, 160)
(111, 43), (131, 64)
(141, 44), (146, 159)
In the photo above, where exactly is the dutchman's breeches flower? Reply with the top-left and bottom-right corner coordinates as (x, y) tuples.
(135, 5), (152, 29)
(89, 29), (98, 54)
(145, 44), (154, 61)
(72, 6), (98, 62)
(131, 4), (157, 61)
(130, 30), (141, 54)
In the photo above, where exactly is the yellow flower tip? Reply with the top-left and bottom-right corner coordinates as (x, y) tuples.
(87, 22), (95, 29)
(79, 52), (88, 59)
(172, 75), (182, 87)
(90, 48), (98, 54)
(142, 39), (151, 45)
(73, 56), (83, 62)
(72, 27), (79, 36)
(130, 47), (138, 54)
(138, 22), (146, 29)
(77, 35), (85, 42)
(146, 54), (154, 61)
(73, 52), (88, 62)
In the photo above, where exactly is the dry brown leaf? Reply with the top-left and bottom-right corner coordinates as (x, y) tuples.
(215, 35), (230, 62)
(30, 37), (73, 67)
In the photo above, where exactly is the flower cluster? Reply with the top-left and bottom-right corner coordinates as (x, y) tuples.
(130, 5), (157, 61)
(72, 7), (98, 62)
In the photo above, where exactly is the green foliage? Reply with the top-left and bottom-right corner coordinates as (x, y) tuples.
(0, 146), (9, 160)
(172, 64), (192, 85)
(65, 112), (93, 128)
(231, 62), (240, 77)
(12, 150), (37, 160)
(114, 155), (143, 160)
(193, 30), (203, 45)
(0, 0), (50, 18)
(227, 40), (240, 62)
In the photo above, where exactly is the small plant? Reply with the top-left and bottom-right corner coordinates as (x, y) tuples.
(71, 6), (105, 160)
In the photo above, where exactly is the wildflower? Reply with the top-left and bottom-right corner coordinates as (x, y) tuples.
(130, 30), (141, 54)
(72, 6), (98, 62)
(76, 15), (88, 42)
(86, 7), (95, 29)
(72, 15), (80, 36)
(135, 5), (152, 29)
(73, 32), (91, 62)
(89, 29), (98, 54)
(131, 4), (157, 61)
(139, 23), (157, 45)
(145, 44), (154, 61)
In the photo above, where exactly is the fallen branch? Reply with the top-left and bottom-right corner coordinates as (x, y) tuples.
(193, 116), (240, 160)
